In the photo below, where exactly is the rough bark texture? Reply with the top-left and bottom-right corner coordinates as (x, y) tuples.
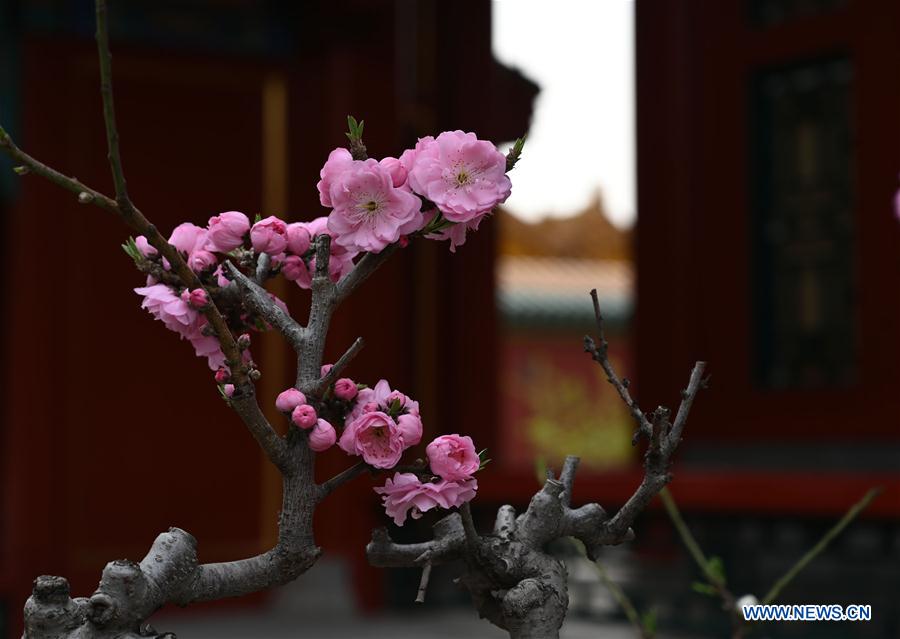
(368, 304), (707, 639)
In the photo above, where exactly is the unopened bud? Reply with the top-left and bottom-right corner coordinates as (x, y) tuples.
(249, 368), (262, 381)
(237, 333), (251, 350)
(77, 192), (94, 204)
(214, 368), (230, 384)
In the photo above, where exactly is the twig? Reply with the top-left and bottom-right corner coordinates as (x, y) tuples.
(0, 127), (119, 212)
(313, 337), (366, 396)
(95, 0), (132, 213)
(585, 288), (653, 440)
(759, 487), (882, 606)
(659, 487), (726, 590)
(415, 563), (433, 603)
(459, 502), (480, 550)
(593, 559), (652, 639)
(316, 461), (370, 502)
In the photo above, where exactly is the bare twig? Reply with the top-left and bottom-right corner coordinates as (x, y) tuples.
(593, 559), (653, 639)
(415, 563), (433, 603)
(316, 461), (370, 502)
(584, 288), (653, 441)
(313, 336), (366, 396)
(760, 487), (882, 606)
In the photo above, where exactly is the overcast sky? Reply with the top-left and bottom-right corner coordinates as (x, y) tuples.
(492, 0), (635, 228)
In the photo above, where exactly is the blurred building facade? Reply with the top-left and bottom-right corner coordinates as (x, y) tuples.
(0, 1), (537, 637)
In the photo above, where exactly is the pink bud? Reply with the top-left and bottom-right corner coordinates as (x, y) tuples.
(135, 235), (158, 257)
(237, 333), (251, 350)
(308, 419), (337, 452)
(275, 388), (306, 413)
(187, 288), (209, 309)
(398, 236), (409, 248)
(334, 378), (358, 401)
(320, 364), (334, 377)
(286, 223), (312, 255)
(223, 384), (235, 397)
(379, 156), (408, 188)
(250, 216), (288, 255)
(291, 404), (318, 429)
(281, 255), (308, 282)
(188, 250), (217, 273)
(215, 368), (230, 383)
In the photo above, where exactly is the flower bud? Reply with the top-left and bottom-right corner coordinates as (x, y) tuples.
(308, 419), (337, 452)
(249, 368), (262, 381)
(187, 288), (209, 309)
(275, 388), (306, 413)
(333, 378), (358, 401)
(214, 368), (230, 384)
(237, 333), (251, 350)
(291, 404), (318, 429)
(223, 384), (235, 397)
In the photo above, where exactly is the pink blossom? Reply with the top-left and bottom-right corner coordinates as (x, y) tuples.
(135, 283), (198, 338)
(426, 434), (479, 481)
(407, 130), (510, 223)
(187, 321), (227, 370)
(292, 404), (318, 429)
(214, 368), (230, 383)
(374, 473), (478, 526)
(308, 419), (337, 452)
(398, 136), (434, 174)
(135, 284), (228, 369)
(187, 249), (217, 273)
(427, 216), (484, 253)
(213, 265), (230, 287)
(275, 388), (306, 413)
(135, 235), (157, 257)
(339, 411), (404, 469)
(286, 223), (312, 255)
(250, 216), (288, 255)
(326, 160), (423, 253)
(317, 148), (355, 207)
(206, 211), (250, 252)
(169, 223), (207, 255)
(396, 414), (423, 447)
(379, 157), (407, 188)
(334, 378), (358, 401)
(185, 288), (209, 309)
(304, 216), (331, 237)
(320, 364), (334, 377)
(352, 379), (420, 422)
(223, 384), (235, 397)
(281, 255), (309, 283)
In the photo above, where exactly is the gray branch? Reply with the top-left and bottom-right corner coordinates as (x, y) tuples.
(366, 292), (707, 639)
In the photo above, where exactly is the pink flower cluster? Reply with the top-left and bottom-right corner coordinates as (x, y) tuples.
(133, 283), (226, 369)
(318, 130), (511, 253)
(274, 375), (480, 525)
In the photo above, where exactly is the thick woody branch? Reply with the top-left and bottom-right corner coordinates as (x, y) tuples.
(367, 514), (466, 567)
(228, 385), (289, 473)
(225, 262), (305, 349)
